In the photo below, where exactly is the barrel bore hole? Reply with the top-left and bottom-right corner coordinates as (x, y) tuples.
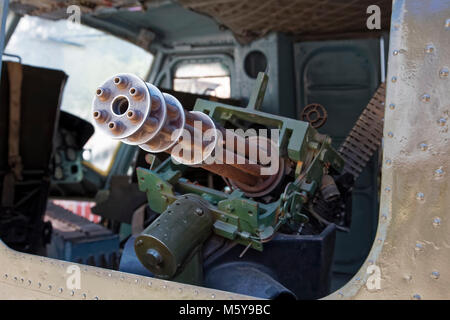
(112, 96), (130, 116)
(108, 122), (115, 129)
(96, 89), (102, 96)
(130, 88), (136, 95)
(114, 77), (121, 84)
(93, 111), (100, 118)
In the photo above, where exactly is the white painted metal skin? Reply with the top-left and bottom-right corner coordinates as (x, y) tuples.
(0, 0), (449, 299)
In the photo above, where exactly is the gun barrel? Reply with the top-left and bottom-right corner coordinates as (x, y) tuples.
(92, 74), (278, 190)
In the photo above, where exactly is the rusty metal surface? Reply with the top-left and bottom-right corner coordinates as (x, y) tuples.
(339, 83), (385, 179)
(11, 0), (392, 44)
(326, 0), (450, 300)
(179, 0), (392, 43)
(300, 103), (328, 129)
(0, 240), (253, 299)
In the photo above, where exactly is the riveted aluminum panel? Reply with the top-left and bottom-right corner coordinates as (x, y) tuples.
(0, 240), (252, 300)
(326, 0), (450, 300)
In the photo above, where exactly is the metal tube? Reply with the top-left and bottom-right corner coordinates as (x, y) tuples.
(92, 73), (268, 187)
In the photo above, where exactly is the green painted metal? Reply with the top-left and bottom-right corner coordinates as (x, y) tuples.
(294, 38), (382, 289)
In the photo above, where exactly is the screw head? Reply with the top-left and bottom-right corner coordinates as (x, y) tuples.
(146, 248), (163, 266)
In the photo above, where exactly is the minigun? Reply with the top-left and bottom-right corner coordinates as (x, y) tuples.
(92, 72), (352, 284)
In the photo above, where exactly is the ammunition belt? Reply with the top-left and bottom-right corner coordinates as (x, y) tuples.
(338, 82), (386, 179)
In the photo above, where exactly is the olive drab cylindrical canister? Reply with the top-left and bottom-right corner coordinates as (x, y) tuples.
(134, 195), (214, 278)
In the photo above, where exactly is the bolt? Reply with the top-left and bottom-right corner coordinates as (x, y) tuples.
(136, 239), (143, 246)
(195, 208), (204, 216)
(146, 249), (163, 266)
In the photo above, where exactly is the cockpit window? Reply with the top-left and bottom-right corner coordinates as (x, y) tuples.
(173, 62), (231, 98)
(5, 15), (153, 172)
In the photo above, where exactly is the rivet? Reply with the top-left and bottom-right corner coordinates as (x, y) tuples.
(82, 293), (87, 299)
(337, 292), (344, 298)
(377, 238), (383, 244)
(424, 44), (435, 54)
(387, 131), (394, 138)
(381, 214), (388, 221)
(385, 159), (392, 166)
(421, 94), (431, 102)
(38, 282), (42, 288)
(445, 18), (450, 29)
(3, 274), (7, 279)
(416, 192), (425, 201)
(27, 280), (31, 286)
(13, 276), (17, 281)
(94, 296), (99, 300)
(48, 285), (52, 291)
(58, 288), (63, 293)
(391, 76), (397, 83)
(389, 103), (395, 110)
(163, 285), (167, 289)
(134, 279), (139, 284)
(415, 242), (424, 251)
(438, 118), (447, 126)
(178, 288), (183, 293)
(211, 294), (216, 299)
(412, 294), (421, 300)
(148, 281), (152, 287)
(384, 186), (391, 193)
(431, 271), (440, 279)
(439, 67), (449, 78)
(71, 290), (75, 296)
(419, 143), (428, 151)
(432, 217), (441, 227)
(393, 50), (399, 56)
(194, 290), (199, 295)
